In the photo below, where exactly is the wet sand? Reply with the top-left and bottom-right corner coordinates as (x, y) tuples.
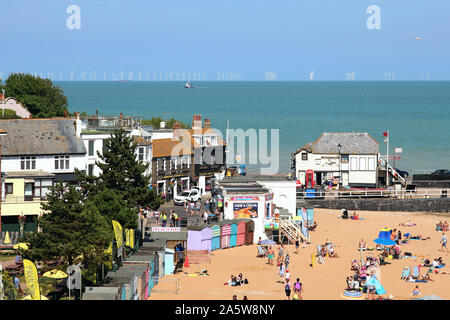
(150, 208), (450, 300)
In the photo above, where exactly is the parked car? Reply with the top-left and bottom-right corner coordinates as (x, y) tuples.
(394, 168), (409, 178)
(431, 169), (450, 180)
(173, 188), (202, 205)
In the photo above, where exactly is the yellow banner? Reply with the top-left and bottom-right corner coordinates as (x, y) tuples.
(125, 228), (130, 247)
(112, 220), (123, 248)
(130, 229), (134, 248)
(23, 259), (40, 300)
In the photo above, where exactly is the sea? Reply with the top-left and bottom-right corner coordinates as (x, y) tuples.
(57, 81), (450, 176)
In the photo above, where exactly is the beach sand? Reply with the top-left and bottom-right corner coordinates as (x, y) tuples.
(150, 208), (450, 300)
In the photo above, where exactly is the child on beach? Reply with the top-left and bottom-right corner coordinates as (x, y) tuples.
(295, 238), (300, 254)
(267, 246), (274, 265)
(285, 269), (290, 283)
(411, 285), (421, 296)
(285, 252), (290, 269)
(294, 278), (303, 300)
(440, 233), (449, 252)
(279, 262), (285, 279)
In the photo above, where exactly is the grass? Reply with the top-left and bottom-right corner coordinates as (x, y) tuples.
(0, 108), (20, 119)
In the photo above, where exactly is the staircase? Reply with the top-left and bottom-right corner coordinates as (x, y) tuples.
(279, 217), (309, 244)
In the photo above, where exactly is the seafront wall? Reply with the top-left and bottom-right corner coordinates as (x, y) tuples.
(303, 198), (450, 213)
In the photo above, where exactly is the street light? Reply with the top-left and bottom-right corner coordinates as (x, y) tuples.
(337, 143), (342, 188)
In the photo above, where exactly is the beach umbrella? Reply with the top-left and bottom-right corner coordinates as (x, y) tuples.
(42, 269), (68, 279)
(22, 294), (48, 300)
(13, 243), (29, 250)
(374, 228), (396, 246)
(4, 232), (10, 244)
(259, 239), (276, 245)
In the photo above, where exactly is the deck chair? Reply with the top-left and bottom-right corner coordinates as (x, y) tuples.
(401, 267), (410, 280)
(412, 266), (420, 279)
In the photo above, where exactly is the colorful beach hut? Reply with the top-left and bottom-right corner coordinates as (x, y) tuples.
(221, 223), (231, 249)
(201, 227), (212, 252)
(245, 220), (255, 245)
(230, 222), (238, 247)
(187, 229), (202, 251)
(237, 221), (246, 246)
(211, 225), (221, 250)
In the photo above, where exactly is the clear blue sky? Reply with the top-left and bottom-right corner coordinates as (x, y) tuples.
(2, 0), (450, 80)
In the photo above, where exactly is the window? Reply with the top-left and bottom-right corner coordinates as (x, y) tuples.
(138, 147), (144, 161)
(24, 183), (34, 201)
(368, 157), (376, 171)
(20, 157), (36, 170)
(181, 155), (189, 169)
(88, 140), (95, 156)
(55, 156), (70, 170)
(170, 158), (176, 170)
(157, 159), (165, 172)
(5, 183), (13, 194)
(302, 153), (308, 161)
(88, 164), (94, 176)
(359, 157), (367, 171)
(351, 157), (358, 171)
(41, 179), (53, 197)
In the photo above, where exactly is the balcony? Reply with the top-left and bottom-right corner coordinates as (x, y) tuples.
(2, 196), (47, 203)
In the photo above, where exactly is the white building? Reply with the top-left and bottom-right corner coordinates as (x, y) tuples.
(292, 132), (380, 188)
(217, 175), (296, 242)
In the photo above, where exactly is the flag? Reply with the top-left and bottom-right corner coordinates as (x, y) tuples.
(383, 131), (388, 137)
(23, 259), (41, 300)
(112, 220), (124, 257)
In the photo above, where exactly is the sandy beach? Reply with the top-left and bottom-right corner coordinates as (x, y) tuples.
(150, 208), (450, 300)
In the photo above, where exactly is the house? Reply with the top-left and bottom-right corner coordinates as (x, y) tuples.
(216, 175), (296, 243)
(73, 113), (152, 177)
(0, 118), (87, 184)
(151, 138), (193, 198)
(292, 132), (380, 188)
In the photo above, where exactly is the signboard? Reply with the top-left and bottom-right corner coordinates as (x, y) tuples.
(264, 220), (279, 230)
(151, 227), (181, 232)
(230, 196), (259, 202)
(394, 148), (403, 153)
(233, 203), (258, 218)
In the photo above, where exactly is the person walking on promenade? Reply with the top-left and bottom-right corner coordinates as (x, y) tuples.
(173, 211), (179, 227)
(440, 233), (449, 252)
(196, 200), (202, 215)
(203, 211), (208, 224)
(267, 246), (274, 265)
(284, 278), (291, 300)
(184, 201), (189, 215)
(205, 199), (210, 212)
(161, 211), (167, 227)
(190, 201), (195, 216)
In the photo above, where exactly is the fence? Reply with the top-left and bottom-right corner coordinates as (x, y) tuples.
(297, 189), (449, 200)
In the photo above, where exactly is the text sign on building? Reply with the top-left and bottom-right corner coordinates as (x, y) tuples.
(151, 227), (181, 232)
(394, 147), (403, 153)
(230, 196), (259, 201)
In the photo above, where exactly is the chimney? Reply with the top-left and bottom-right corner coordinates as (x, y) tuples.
(192, 114), (202, 130)
(203, 118), (211, 129)
(74, 112), (81, 138)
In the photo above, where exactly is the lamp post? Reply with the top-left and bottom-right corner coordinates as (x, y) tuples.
(337, 143), (342, 189)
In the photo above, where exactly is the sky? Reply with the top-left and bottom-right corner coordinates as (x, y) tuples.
(1, 0), (450, 80)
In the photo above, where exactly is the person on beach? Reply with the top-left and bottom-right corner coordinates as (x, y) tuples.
(285, 252), (290, 270)
(284, 279), (292, 300)
(295, 238), (300, 254)
(293, 278), (303, 299)
(278, 244), (285, 265)
(285, 269), (290, 283)
(279, 262), (285, 279)
(411, 285), (421, 296)
(440, 233), (449, 252)
(267, 246), (274, 265)
(359, 239), (366, 250)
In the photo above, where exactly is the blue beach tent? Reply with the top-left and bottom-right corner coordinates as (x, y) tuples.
(364, 275), (386, 295)
(374, 228), (396, 246)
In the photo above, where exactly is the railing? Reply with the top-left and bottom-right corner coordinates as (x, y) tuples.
(2, 196), (46, 203)
(296, 189), (449, 200)
(279, 217), (307, 242)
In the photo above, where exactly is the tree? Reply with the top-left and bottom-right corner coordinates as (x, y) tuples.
(95, 129), (164, 211)
(22, 183), (113, 268)
(141, 117), (189, 129)
(3, 73), (68, 118)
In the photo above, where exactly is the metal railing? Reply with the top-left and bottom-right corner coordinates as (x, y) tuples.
(279, 217), (307, 242)
(297, 189), (449, 200)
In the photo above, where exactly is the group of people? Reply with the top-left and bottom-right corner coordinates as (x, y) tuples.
(340, 209), (359, 220)
(157, 210), (180, 227)
(227, 273), (248, 286)
(436, 221), (449, 232)
(316, 239), (339, 264)
(184, 198), (221, 224)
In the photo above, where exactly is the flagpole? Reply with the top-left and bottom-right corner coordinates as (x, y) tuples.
(386, 130), (389, 187)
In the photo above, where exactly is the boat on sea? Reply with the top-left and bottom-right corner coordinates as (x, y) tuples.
(184, 81), (194, 88)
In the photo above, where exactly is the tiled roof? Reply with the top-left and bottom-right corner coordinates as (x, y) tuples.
(0, 118), (86, 156)
(152, 138), (192, 158)
(133, 136), (152, 146)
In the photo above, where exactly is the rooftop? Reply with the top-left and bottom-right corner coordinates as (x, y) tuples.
(152, 138), (192, 158)
(0, 118), (86, 156)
